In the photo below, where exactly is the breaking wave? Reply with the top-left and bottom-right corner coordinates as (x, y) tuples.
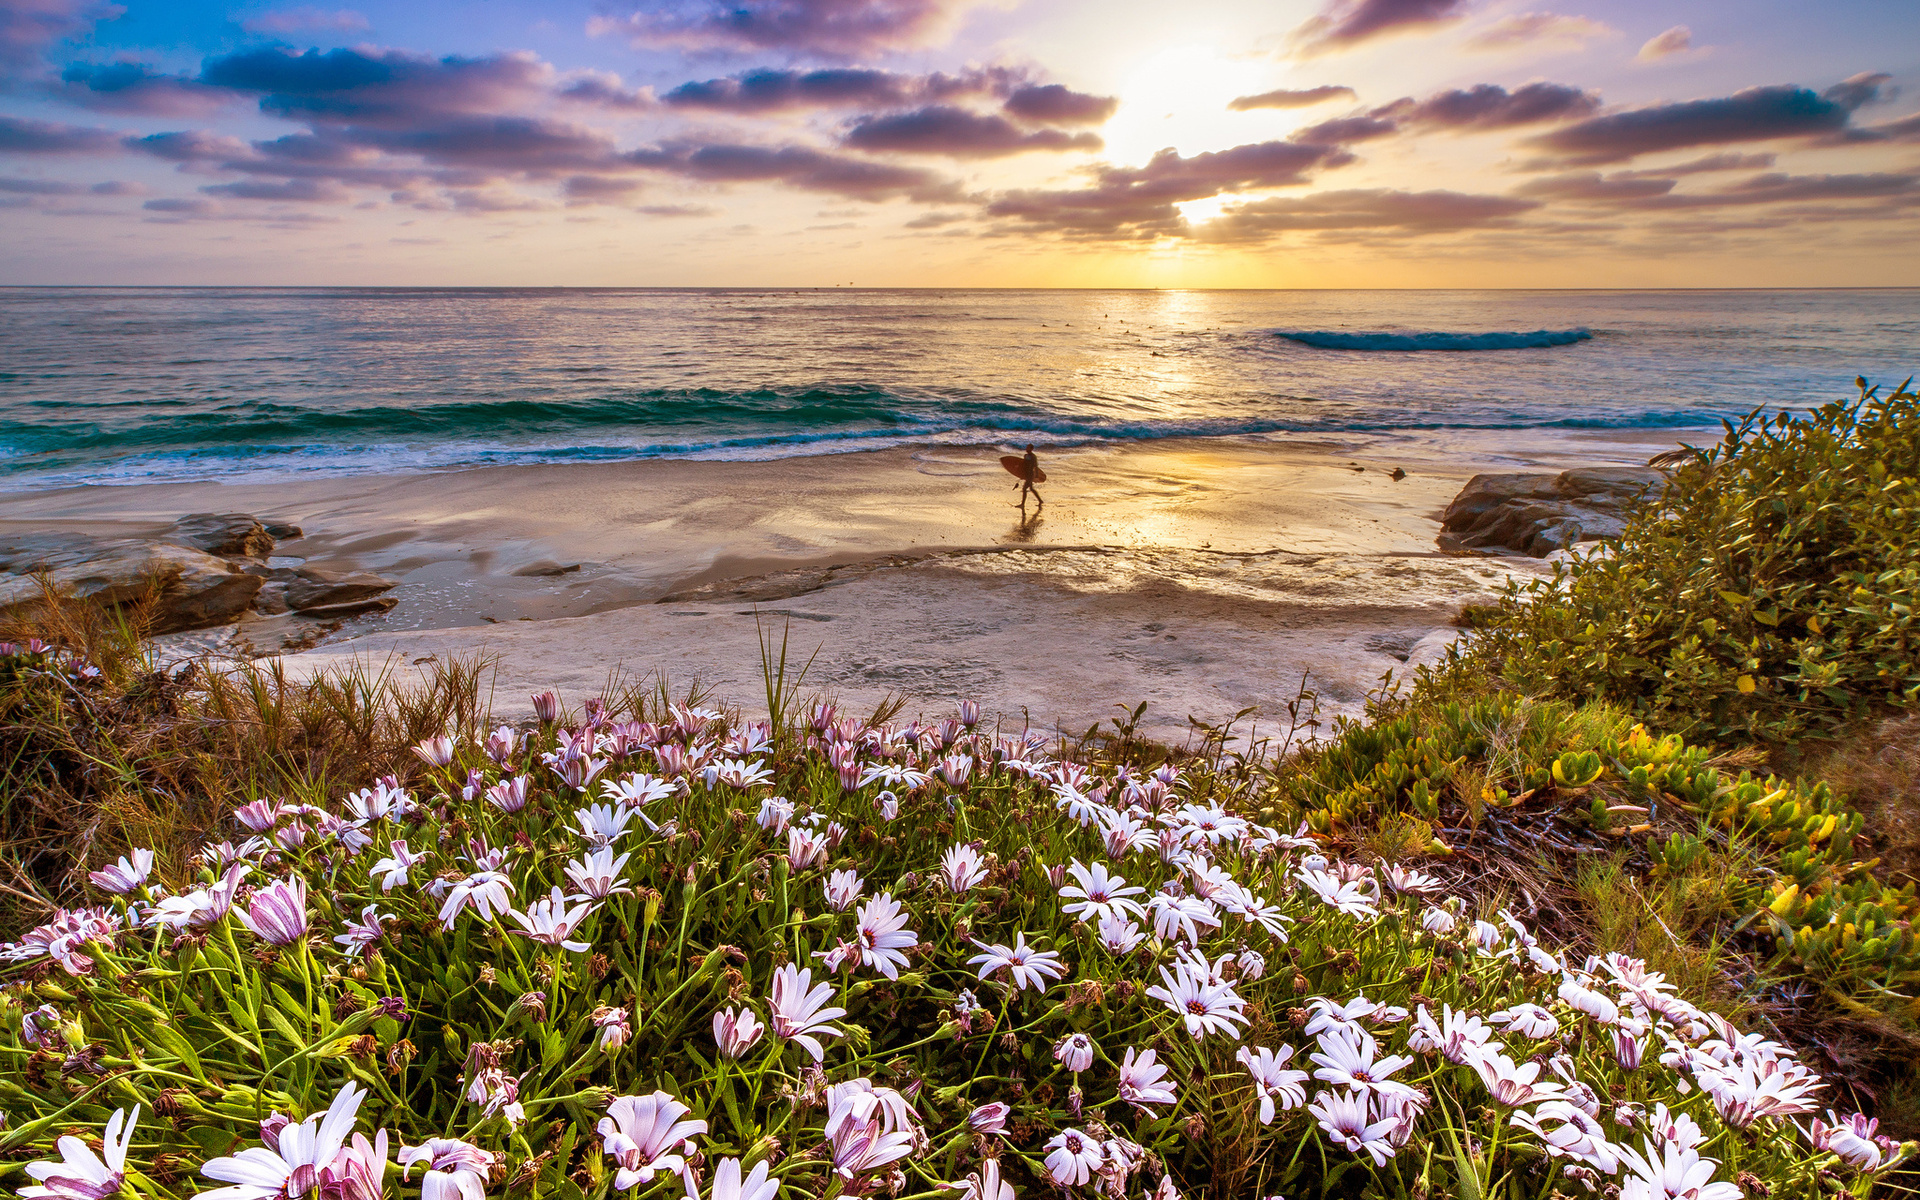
(1274, 329), (1594, 352)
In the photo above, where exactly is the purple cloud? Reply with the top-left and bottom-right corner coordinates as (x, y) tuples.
(1196, 187), (1538, 242)
(239, 7), (371, 34)
(1516, 168), (1915, 211)
(650, 66), (1024, 115)
(1524, 84), (1858, 165)
(985, 140), (1354, 238)
(1636, 26), (1695, 62)
(1611, 151), (1776, 178)
(1514, 171), (1677, 203)
(342, 115), (616, 171)
(563, 172), (643, 203)
(0, 173), (81, 192)
(842, 106), (1101, 158)
(1291, 0), (1469, 56)
(1291, 115), (1398, 144)
(54, 61), (229, 115)
(0, 113), (120, 152)
(626, 141), (955, 200)
(1228, 85), (1357, 112)
(556, 71), (653, 112)
(1002, 84), (1116, 125)
(1857, 111), (1920, 142)
(588, 0), (976, 56)
(199, 46), (552, 125)
(636, 203), (717, 216)
(143, 196), (220, 215)
(1378, 81), (1599, 129)
(203, 176), (353, 201)
(1464, 12), (1613, 52)
(2, 0), (108, 72)
(1822, 72), (1895, 111)
(1, 174), (137, 194)
(126, 128), (254, 160)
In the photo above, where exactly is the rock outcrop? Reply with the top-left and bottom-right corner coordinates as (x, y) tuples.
(1438, 467), (1662, 557)
(0, 535), (264, 633)
(0, 516), (396, 634)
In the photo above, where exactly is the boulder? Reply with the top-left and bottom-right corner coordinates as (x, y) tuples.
(0, 536), (263, 633)
(167, 513), (276, 560)
(279, 567), (398, 613)
(1439, 467), (1662, 557)
(0, 512), (383, 635)
(295, 595), (398, 620)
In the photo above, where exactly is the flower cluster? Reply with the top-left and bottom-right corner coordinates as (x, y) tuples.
(1, 690), (1907, 1200)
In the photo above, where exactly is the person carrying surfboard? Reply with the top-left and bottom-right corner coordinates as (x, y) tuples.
(1000, 444), (1045, 508)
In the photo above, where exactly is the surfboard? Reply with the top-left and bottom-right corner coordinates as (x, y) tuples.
(1000, 455), (1046, 483)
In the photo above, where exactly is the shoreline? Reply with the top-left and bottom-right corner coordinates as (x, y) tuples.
(0, 428), (1695, 742)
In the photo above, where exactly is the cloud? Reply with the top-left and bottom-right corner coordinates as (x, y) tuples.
(142, 196), (220, 215)
(202, 176), (353, 202)
(1378, 81), (1600, 129)
(626, 141), (956, 200)
(1636, 26), (1695, 62)
(1523, 84), (1857, 164)
(444, 187), (550, 212)
(1464, 12), (1614, 52)
(1515, 168), (1916, 210)
(587, 0), (979, 57)
(1856, 111), (1920, 142)
(1291, 115), (1398, 144)
(1290, 0), (1469, 57)
(53, 60), (229, 115)
(1610, 151), (1775, 179)
(1282, 82), (1597, 149)
(1002, 84), (1116, 125)
(126, 128), (253, 160)
(0, 174), (82, 192)
(1195, 186), (1538, 242)
(199, 46), (553, 125)
(1, 0), (113, 73)
(562, 173), (643, 202)
(650, 66), (1025, 115)
(1822, 72), (1895, 111)
(0, 113), (120, 152)
(637, 202), (716, 216)
(842, 106), (1101, 157)
(556, 71), (654, 111)
(2, 174), (145, 198)
(1228, 85), (1357, 111)
(1514, 171), (1676, 204)
(1704, 171), (1917, 205)
(342, 115), (617, 171)
(239, 7), (370, 34)
(985, 139), (1354, 238)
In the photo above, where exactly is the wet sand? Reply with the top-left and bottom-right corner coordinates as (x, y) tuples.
(0, 431), (1687, 744)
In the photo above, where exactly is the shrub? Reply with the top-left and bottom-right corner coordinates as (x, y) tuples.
(1, 662), (1908, 1200)
(1271, 695), (1920, 1006)
(1434, 378), (1920, 750)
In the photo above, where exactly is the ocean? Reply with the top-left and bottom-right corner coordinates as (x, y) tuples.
(0, 287), (1913, 491)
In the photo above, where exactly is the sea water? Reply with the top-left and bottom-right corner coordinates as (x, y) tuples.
(0, 287), (1912, 491)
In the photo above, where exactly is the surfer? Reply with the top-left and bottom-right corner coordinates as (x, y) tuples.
(1001, 444), (1044, 508)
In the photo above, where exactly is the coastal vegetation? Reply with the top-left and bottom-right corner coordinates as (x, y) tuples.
(1, 379), (1917, 1199)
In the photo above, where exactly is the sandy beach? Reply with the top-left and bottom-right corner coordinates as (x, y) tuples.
(0, 427), (1689, 743)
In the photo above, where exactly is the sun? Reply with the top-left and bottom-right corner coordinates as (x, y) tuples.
(1099, 45), (1295, 168)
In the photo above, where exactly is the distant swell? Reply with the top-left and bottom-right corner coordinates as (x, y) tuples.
(1274, 328), (1593, 352)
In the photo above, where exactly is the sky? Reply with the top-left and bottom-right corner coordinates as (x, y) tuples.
(0, 0), (1916, 286)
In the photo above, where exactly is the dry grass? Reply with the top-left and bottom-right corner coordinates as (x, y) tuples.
(1797, 713), (1920, 891)
(0, 588), (497, 933)
(1573, 852), (1757, 1022)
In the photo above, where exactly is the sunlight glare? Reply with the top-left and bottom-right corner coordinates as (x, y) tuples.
(1100, 46), (1280, 167)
